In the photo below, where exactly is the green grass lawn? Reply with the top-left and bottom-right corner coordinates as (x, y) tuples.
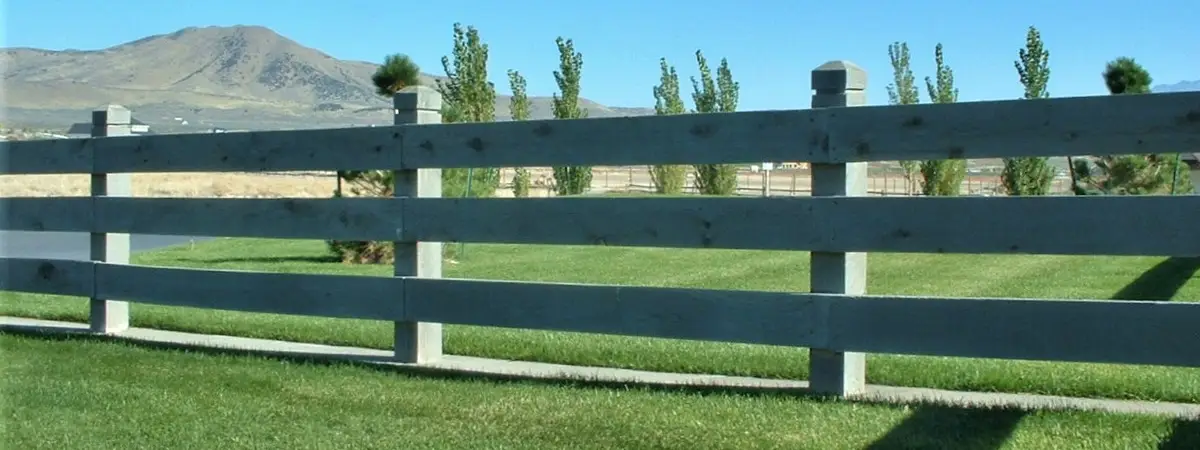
(2, 332), (1196, 450)
(3, 238), (1200, 404)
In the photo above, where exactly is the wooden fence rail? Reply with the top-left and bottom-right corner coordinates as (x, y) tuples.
(5, 89), (1199, 175)
(4, 257), (1199, 368)
(5, 195), (1200, 256)
(3, 60), (1199, 396)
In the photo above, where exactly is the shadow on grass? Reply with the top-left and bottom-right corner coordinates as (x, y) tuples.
(1112, 257), (1200, 301)
(173, 255), (342, 265)
(1, 323), (827, 400)
(865, 406), (1025, 450)
(1161, 418), (1200, 449)
(7, 325), (1200, 448)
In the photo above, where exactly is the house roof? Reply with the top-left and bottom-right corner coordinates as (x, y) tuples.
(65, 117), (152, 135)
(1182, 153), (1200, 169)
(65, 123), (90, 135)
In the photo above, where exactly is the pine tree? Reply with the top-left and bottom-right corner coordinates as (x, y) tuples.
(1001, 26), (1057, 196)
(885, 42), (921, 194)
(550, 37), (592, 196)
(508, 69), (532, 198)
(341, 54), (423, 198)
(329, 53), (424, 264)
(1103, 57), (1153, 94)
(1073, 58), (1193, 195)
(690, 50), (739, 196)
(649, 58), (687, 194)
(919, 44), (968, 196)
(437, 23), (500, 198)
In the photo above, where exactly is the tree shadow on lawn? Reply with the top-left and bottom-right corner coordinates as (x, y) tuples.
(864, 405), (1025, 450)
(1161, 418), (1200, 449)
(1112, 257), (1200, 301)
(3, 325), (819, 399)
(6, 326), (1200, 449)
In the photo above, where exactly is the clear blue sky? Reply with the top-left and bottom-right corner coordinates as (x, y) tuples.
(3, 0), (1196, 110)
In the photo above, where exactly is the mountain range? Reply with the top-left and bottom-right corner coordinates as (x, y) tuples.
(1, 25), (653, 131)
(1153, 80), (1200, 93)
(2, 25), (1195, 132)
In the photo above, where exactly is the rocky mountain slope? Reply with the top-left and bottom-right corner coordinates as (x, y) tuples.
(1, 25), (652, 125)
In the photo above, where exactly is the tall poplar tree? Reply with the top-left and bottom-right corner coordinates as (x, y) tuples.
(507, 70), (530, 120)
(437, 23), (500, 198)
(1002, 26), (1057, 196)
(919, 44), (967, 196)
(508, 69), (532, 197)
(885, 42), (921, 194)
(650, 58), (687, 194)
(550, 37), (592, 196)
(690, 50), (739, 196)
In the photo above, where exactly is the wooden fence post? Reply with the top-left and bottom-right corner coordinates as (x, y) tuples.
(393, 86), (444, 363)
(808, 61), (869, 396)
(90, 105), (132, 334)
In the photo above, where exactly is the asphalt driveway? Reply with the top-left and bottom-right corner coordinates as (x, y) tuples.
(0, 231), (213, 260)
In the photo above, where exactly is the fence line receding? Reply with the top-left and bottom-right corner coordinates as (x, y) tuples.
(3, 61), (1199, 397)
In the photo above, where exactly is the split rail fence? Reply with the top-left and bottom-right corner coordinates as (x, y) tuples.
(3, 61), (1199, 395)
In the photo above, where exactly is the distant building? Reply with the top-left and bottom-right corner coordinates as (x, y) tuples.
(1181, 153), (1200, 170)
(65, 117), (152, 138)
(1182, 153), (1200, 193)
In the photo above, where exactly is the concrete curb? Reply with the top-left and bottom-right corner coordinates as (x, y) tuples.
(2, 315), (1197, 419)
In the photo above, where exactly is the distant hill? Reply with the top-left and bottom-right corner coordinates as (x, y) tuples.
(1152, 80), (1200, 93)
(1, 25), (653, 127)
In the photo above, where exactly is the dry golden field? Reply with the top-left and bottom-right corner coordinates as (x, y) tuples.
(0, 169), (563, 198)
(0, 172), (341, 198)
(0, 167), (1036, 198)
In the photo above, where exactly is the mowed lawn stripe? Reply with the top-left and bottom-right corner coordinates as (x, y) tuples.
(2, 333), (1197, 450)
(2, 238), (1199, 403)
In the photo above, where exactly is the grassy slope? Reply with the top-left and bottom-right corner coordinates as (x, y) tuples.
(3, 238), (1200, 403)
(3, 333), (1197, 450)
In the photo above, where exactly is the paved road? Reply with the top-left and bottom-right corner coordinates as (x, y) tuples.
(0, 231), (212, 260)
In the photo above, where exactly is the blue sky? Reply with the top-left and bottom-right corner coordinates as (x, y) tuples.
(3, 0), (1196, 110)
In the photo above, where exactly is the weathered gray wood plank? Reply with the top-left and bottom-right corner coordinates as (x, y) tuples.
(0, 139), (93, 174)
(391, 86), (445, 363)
(90, 105), (133, 333)
(403, 195), (1200, 256)
(6, 92), (1194, 174)
(405, 277), (1200, 367)
(402, 110), (816, 169)
(826, 295), (1200, 367)
(93, 197), (404, 241)
(400, 91), (1200, 168)
(90, 126), (404, 173)
(96, 263), (404, 320)
(826, 91), (1200, 163)
(404, 278), (823, 347)
(0, 258), (95, 297)
(807, 62), (870, 395)
(0, 197), (92, 232)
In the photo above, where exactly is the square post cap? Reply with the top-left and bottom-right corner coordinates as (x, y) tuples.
(92, 105), (132, 125)
(811, 61), (867, 93)
(393, 85), (443, 112)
